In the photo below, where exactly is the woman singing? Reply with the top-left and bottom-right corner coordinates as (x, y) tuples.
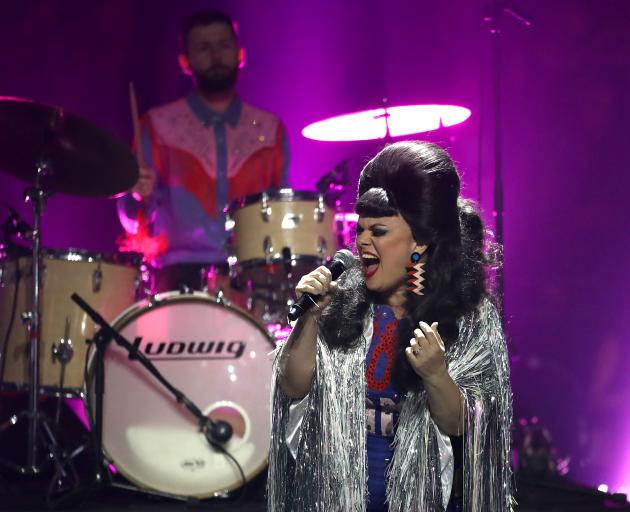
(268, 141), (514, 511)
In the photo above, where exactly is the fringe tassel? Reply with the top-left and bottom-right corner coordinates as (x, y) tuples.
(268, 298), (514, 511)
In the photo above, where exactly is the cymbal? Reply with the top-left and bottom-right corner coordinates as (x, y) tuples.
(302, 104), (471, 142)
(0, 97), (138, 197)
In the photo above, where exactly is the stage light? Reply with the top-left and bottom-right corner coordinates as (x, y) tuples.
(302, 104), (471, 142)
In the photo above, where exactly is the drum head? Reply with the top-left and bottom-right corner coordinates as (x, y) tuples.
(88, 292), (275, 497)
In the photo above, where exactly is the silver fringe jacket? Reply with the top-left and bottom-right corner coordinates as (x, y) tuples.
(267, 297), (515, 512)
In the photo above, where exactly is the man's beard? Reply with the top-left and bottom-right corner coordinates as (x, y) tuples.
(194, 66), (238, 94)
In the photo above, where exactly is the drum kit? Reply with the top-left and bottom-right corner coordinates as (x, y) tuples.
(0, 97), (356, 501)
(0, 93), (469, 502)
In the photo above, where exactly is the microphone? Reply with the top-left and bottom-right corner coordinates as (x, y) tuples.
(287, 249), (354, 322)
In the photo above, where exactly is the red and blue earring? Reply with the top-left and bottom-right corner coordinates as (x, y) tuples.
(406, 246), (427, 296)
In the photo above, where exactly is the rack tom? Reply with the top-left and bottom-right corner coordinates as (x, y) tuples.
(226, 189), (337, 289)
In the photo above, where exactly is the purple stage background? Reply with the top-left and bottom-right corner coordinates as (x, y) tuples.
(1, 0), (629, 492)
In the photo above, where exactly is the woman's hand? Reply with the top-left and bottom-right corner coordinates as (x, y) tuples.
(294, 266), (338, 318)
(405, 321), (448, 383)
(406, 322), (463, 435)
(279, 266), (336, 398)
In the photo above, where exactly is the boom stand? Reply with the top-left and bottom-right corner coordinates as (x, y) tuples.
(63, 293), (242, 505)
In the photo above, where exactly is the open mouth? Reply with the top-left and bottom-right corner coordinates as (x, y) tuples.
(361, 253), (380, 278)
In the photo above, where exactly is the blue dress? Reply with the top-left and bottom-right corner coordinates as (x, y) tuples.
(365, 306), (463, 512)
(365, 305), (403, 511)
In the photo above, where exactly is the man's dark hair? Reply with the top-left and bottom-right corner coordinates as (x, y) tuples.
(180, 9), (237, 53)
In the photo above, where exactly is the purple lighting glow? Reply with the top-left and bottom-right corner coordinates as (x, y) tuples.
(302, 104), (471, 141)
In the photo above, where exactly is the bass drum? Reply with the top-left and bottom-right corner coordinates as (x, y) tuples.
(87, 291), (275, 498)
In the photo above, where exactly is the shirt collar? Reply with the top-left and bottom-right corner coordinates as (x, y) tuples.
(186, 91), (242, 128)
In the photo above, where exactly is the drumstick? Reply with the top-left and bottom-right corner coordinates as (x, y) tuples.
(129, 81), (146, 168)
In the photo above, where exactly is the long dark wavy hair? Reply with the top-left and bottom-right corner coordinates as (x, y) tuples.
(319, 141), (495, 392)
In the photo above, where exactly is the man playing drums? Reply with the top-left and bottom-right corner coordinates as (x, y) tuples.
(117, 9), (289, 293)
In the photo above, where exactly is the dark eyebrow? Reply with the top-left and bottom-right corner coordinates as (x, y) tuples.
(355, 223), (387, 232)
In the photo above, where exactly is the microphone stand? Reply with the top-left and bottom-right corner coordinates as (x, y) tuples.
(54, 293), (243, 507)
(482, 1), (532, 324)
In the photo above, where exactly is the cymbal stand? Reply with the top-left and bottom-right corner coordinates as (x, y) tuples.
(0, 127), (81, 484)
(0, 161), (95, 512)
(24, 160), (47, 472)
(0, 161), (48, 474)
(482, 2), (532, 322)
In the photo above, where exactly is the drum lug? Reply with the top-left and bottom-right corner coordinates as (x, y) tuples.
(52, 318), (74, 364)
(317, 236), (328, 257)
(20, 310), (33, 326)
(263, 236), (274, 258)
(260, 192), (271, 222)
(224, 241), (236, 267)
(215, 289), (226, 305)
(314, 195), (326, 223)
(52, 339), (74, 364)
(92, 262), (103, 293)
(224, 212), (235, 231)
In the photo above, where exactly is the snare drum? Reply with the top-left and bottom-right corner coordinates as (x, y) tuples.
(86, 292), (275, 497)
(0, 249), (140, 395)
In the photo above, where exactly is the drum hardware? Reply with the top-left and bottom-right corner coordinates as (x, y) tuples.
(22, 159), (47, 472)
(1, 250), (141, 394)
(138, 262), (153, 298)
(52, 319), (74, 365)
(214, 289), (226, 305)
(314, 194), (326, 222)
(281, 247), (294, 275)
(263, 236), (273, 258)
(49, 319), (73, 426)
(92, 262), (103, 293)
(201, 263), (235, 296)
(0, 160), (81, 486)
(67, 292), (246, 502)
(21, 310), (33, 325)
(0, 97), (138, 477)
(2, 204), (33, 242)
(317, 236), (328, 256)
(259, 191), (271, 222)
